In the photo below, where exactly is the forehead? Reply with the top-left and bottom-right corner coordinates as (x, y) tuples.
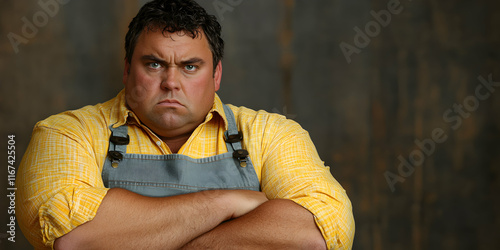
(133, 29), (211, 59)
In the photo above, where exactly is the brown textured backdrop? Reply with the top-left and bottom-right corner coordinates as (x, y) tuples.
(1, 0), (499, 249)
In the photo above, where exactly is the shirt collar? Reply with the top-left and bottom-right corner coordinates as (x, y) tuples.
(110, 89), (229, 131)
(206, 93), (229, 130)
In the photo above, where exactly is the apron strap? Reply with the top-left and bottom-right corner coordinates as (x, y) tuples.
(223, 105), (249, 166)
(106, 104), (249, 167)
(107, 125), (129, 168)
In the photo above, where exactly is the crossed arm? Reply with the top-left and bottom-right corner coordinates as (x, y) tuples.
(20, 113), (353, 249)
(54, 188), (326, 250)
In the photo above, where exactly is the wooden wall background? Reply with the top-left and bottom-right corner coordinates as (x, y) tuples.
(1, 0), (499, 249)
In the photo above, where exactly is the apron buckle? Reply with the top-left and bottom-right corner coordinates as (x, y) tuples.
(224, 131), (243, 143)
(233, 149), (249, 167)
(108, 151), (124, 168)
(110, 135), (130, 145)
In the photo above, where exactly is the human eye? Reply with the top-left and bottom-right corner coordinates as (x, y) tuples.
(148, 62), (162, 69)
(184, 65), (197, 72)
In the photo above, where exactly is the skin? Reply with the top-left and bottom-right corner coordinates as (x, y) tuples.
(181, 199), (327, 249)
(54, 29), (327, 249)
(123, 29), (221, 152)
(54, 188), (269, 249)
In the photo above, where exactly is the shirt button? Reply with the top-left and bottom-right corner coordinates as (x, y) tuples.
(156, 141), (162, 146)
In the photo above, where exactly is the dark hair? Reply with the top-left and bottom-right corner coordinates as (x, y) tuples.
(125, 0), (224, 71)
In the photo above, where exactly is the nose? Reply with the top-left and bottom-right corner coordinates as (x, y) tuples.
(160, 67), (180, 91)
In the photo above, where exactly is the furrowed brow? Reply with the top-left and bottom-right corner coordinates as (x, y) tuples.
(141, 55), (166, 64)
(181, 57), (205, 65)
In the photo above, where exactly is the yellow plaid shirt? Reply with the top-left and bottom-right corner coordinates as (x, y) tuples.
(17, 90), (354, 249)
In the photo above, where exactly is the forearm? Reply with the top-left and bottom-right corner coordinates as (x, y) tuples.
(181, 199), (327, 250)
(54, 188), (266, 250)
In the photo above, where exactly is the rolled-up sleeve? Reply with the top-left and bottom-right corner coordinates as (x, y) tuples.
(260, 118), (355, 249)
(16, 119), (109, 249)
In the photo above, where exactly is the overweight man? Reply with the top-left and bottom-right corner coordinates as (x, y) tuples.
(17, 0), (354, 249)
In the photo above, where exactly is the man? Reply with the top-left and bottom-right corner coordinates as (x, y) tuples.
(17, 0), (354, 249)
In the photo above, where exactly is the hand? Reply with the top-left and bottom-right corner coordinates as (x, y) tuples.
(224, 190), (268, 219)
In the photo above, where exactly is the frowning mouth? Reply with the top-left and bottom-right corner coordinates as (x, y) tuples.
(157, 99), (183, 108)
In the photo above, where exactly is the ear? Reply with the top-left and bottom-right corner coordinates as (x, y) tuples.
(213, 61), (222, 91)
(123, 60), (131, 85)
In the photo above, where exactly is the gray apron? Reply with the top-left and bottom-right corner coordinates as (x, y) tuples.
(102, 105), (260, 197)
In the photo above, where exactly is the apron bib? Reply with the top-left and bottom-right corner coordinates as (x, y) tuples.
(101, 105), (260, 197)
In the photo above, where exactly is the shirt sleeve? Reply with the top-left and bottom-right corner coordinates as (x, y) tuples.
(16, 118), (109, 249)
(260, 117), (355, 249)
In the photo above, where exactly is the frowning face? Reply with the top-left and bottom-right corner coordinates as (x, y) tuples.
(123, 29), (222, 140)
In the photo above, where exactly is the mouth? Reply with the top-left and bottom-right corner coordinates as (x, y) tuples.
(157, 99), (183, 108)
